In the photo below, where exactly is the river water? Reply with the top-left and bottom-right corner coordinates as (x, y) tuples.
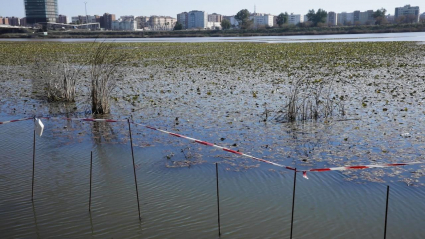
(1, 117), (424, 239)
(2, 32), (425, 43)
(1, 38), (425, 238)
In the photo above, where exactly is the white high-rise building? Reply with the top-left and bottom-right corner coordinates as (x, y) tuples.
(207, 21), (222, 30)
(112, 18), (137, 30)
(288, 13), (304, 25)
(250, 13), (274, 27)
(223, 16), (239, 27)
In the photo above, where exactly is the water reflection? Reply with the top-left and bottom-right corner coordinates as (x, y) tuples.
(32, 202), (41, 239)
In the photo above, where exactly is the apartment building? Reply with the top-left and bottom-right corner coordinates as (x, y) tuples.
(112, 18), (137, 30)
(223, 16), (239, 27)
(120, 16), (135, 21)
(177, 12), (189, 29)
(337, 12), (354, 25)
(395, 5), (420, 23)
(251, 13), (274, 27)
(327, 12), (337, 26)
(353, 10), (374, 24)
(149, 16), (176, 30)
(135, 16), (176, 30)
(20, 17), (27, 26)
(206, 21), (221, 30)
(208, 13), (223, 22)
(99, 13), (116, 30)
(71, 15), (100, 24)
(57, 15), (67, 24)
(288, 13), (304, 25)
(188, 10), (207, 29)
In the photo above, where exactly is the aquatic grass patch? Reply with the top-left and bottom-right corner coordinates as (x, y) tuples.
(90, 42), (128, 114)
(32, 53), (84, 102)
(276, 77), (346, 122)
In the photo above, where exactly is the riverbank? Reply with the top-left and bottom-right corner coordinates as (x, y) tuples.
(1, 23), (424, 39)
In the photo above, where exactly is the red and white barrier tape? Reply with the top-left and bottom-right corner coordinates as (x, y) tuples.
(40, 117), (126, 123)
(0, 117), (33, 125)
(1, 116), (422, 179)
(131, 122), (288, 169)
(131, 122), (423, 179)
(300, 162), (423, 179)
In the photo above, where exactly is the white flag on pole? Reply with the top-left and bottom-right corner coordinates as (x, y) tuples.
(35, 118), (44, 137)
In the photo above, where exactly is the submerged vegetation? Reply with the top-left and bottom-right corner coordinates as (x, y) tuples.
(1, 41), (425, 183)
(1, 41), (422, 120)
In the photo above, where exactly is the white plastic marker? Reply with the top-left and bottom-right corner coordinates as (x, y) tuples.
(35, 118), (44, 136)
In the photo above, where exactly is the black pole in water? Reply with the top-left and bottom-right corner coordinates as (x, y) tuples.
(290, 169), (297, 239)
(128, 119), (141, 221)
(31, 117), (36, 201)
(89, 151), (93, 212)
(384, 185), (390, 239)
(216, 163), (221, 237)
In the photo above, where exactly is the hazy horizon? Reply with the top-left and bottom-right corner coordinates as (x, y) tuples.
(0, 0), (423, 19)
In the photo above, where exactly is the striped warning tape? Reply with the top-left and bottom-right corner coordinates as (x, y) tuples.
(40, 117), (126, 123)
(0, 117), (33, 125)
(1, 116), (422, 179)
(300, 162), (423, 179)
(131, 122), (423, 179)
(131, 122), (288, 169)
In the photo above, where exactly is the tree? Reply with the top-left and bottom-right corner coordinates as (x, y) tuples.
(276, 12), (289, 27)
(396, 16), (406, 24)
(221, 19), (231, 30)
(374, 16), (387, 25)
(306, 9), (327, 26)
(174, 22), (183, 30)
(373, 8), (387, 25)
(235, 9), (253, 29)
(406, 14), (418, 24)
(372, 8), (386, 19)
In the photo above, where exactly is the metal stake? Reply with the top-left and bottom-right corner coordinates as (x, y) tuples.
(128, 119), (141, 221)
(89, 151), (93, 212)
(290, 169), (297, 239)
(384, 185), (390, 239)
(216, 163), (221, 237)
(31, 117), (36, 201)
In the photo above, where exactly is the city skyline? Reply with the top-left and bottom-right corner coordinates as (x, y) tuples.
(1, 0), (424, 18)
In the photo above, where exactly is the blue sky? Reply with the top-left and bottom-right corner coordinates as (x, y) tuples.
(1, 0), (423, 18)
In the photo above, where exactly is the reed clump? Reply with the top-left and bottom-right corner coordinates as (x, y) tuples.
(89, 42), (127, 114)
(32, 54), (83, 102)
(276, 78), (346, 122)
